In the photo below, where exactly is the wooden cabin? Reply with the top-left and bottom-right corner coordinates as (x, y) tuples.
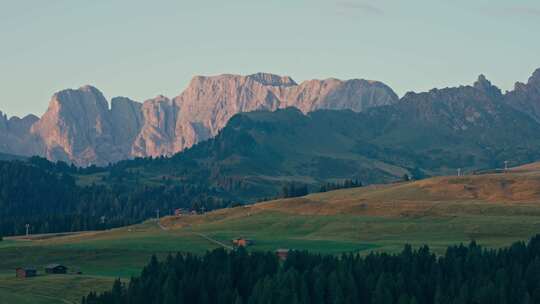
(16, 267), (37, 278)
(275, 249), (290, 261)
(232, 237), (254, 248)
(45, 264), (68, 274)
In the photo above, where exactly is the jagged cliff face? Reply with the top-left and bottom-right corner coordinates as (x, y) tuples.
(504, 69), (540, 122)
(0, 73), (398, 165)
(0, 111), (40, 157)
(30, 86), (121, 165)
(5, 69), (540, 166)
(170, 73), (399, 151)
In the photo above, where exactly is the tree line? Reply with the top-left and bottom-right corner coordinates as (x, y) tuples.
(84, 235), (540, 304)
(319, 179), (363, 193)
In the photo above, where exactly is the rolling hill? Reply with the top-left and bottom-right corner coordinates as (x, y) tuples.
(3, 166), (540, 302)
(158, 165), (540, 253)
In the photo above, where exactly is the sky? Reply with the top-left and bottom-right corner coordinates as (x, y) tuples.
(0, 0), (539, 117)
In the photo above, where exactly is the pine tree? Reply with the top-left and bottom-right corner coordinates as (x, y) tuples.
(373, 273), (393, 304)
(163, 270), (179, 304)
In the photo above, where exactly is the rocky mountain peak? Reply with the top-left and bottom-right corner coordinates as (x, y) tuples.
(528, 68), (540, 85)
(50, 85), (110, 113)
(500, 68), (540, 122)
(247, 73), (297, 87)
(473, 74), (502, 98)
(474, 74), (490, 89)
(0, 111), (7, 131)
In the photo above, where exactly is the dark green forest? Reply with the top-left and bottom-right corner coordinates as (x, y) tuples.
(0, 157), (230, 236)
(83, 235), (540, 304)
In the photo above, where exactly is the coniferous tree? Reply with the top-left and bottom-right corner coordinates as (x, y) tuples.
(85, 235), (540, 304)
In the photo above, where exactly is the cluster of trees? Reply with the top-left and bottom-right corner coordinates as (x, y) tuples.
(84, 235), (540, 304)
(0, 159), (230, 236)
(318, 179), (363, 193)
(281, 183), (309, 198)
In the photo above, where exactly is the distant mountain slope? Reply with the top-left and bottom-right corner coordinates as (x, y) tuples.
(0, 73), (397, 166)
(165, 90), (540, 200)
(164, 168), (540, 227)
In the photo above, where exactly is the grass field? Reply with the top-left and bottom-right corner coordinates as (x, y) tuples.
(4, 167), (540, 303)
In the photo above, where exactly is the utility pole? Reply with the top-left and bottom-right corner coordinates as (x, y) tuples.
(25, 224), (30, 237)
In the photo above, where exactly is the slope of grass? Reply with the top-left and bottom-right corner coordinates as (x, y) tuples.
(4, 169), (540, 303)
(0, 274), (116, 304)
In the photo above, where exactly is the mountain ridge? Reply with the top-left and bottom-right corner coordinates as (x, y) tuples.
(2, 69), (540, 166)
(0, 73), (399, 165)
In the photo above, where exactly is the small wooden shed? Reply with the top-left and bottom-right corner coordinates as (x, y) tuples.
(16, 267), (37, 278)
(232, 237), (254, 248)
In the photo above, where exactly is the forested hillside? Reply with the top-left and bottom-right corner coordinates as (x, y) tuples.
(84, 235), (540, 304)
(0, 158), (230, 236)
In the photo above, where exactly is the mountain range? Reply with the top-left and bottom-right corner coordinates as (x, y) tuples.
(0, 73), (398, 166)
(1, 68), (540, 168)
(86, 68), (540, 200)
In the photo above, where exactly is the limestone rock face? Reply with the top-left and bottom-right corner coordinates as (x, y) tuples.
(171, 73), (399, 152)
(111, 97), (143, 156)
(0, 73), (399, 165)
(29, 86), (116, 165)
(284, 78), (398, 112)
(132, 96), (178, 157)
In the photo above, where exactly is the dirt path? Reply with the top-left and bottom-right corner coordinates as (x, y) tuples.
(156, 218), (232, 250)
(157, 221), (169, 231)
(193, 232), (233, 250)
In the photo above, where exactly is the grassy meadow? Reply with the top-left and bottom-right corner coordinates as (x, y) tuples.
(3, 169), (540, 303)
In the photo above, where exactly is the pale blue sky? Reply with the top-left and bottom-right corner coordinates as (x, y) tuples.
(1, 0), (539, 117)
